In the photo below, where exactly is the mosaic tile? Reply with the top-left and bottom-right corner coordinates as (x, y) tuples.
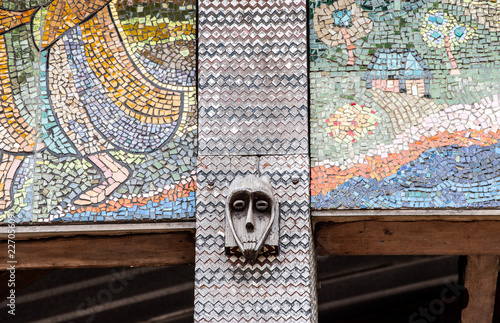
(0, 0), (197, 222)
(310, 0), (500, 210)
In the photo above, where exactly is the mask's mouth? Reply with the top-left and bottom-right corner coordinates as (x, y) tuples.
(242, 233), (257, 246)
(243, 241), (257, 250)
(242, 234), (257, 245)
(241, 233), (259, 257)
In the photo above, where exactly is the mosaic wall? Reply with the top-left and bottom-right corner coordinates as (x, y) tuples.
(310, 0), (500, 209)
(0, 0), (196, 222)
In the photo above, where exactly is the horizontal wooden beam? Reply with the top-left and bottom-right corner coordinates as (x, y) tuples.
(312, 210), (500, 220)
(0, 231), (195, 270)
(0, 222), (196, 239)
(312, 209), (500, 217)
(315, 218), (500, 255)
(5, 215), (500, 269)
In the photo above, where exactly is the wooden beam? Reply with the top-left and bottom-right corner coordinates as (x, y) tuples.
(0, 222), (196, 239)
(6, 216), (500, 269)
(314, 219), (500, 255)
(461, 256), (499, 323)
(0, 232), (195, 270)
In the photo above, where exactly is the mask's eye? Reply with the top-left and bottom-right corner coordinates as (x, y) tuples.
(232, 200), (246, 211)
(255, 200), (269, 212)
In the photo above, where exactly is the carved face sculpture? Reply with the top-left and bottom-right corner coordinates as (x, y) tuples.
(226, 175), (278, 261)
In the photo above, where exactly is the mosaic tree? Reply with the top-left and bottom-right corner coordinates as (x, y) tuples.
(325, 102), (380, 157)
(357, 0), (430, 22)
(446, 0), (500, 32)
(420, 9), (474, 75)
(313, 0), (373, 65)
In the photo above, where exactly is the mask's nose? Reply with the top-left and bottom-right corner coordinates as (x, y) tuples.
(245, 202), (255, 232)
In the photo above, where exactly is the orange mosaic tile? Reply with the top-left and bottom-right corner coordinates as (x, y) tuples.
(1, 1), (197, 221)
(38, 0), (110, 49)
(70, 175), (196, 215)
(80, 9), (182, 125)
(0, 8), (36, 35)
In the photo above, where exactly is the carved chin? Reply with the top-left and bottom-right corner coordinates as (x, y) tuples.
(242, 248), (258, 261)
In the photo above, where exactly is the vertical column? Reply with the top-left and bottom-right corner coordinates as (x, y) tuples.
(196, 0), (316, 322)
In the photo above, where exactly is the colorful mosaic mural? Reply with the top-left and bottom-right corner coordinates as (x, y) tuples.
(0, 0), (196, 222)
(310, 0), (500, 209)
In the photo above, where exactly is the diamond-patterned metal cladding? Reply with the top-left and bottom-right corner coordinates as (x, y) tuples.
(195, 155), (316, 322)
(198, 0), (309, 156)
(196, 0), (316, 321)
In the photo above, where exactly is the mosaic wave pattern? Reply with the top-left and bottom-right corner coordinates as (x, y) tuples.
(310, 0), (500, 209)
(0, 0), (197, 222)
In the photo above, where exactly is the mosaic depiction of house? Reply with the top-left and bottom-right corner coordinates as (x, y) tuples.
(310, 0), (500, 210)
(364, 49), (433, 97)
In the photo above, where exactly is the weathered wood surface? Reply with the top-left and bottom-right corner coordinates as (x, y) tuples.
(315, 219), (500, 255)
(195, 0), (315, 321)
(0, 222), (195, 239)
(461, 255), (499, 323)
(0, 232), (195, 270)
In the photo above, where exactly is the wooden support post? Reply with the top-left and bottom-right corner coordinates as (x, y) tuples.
(461, 255), (499, 323)
(196, 1), (316, 321)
